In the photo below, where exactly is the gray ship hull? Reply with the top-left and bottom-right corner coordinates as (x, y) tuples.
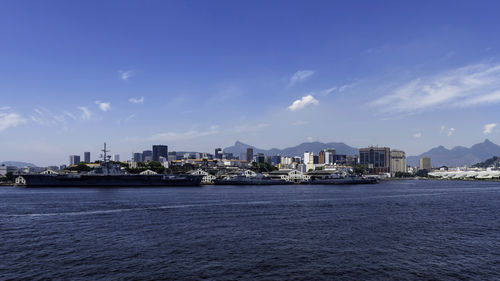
(16, 174), (203, 187)
(213, 179), (290, 185)
(306, 177), (378, 185)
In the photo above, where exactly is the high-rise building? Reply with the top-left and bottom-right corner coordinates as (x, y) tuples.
(419, 157), (431, 171)
(133, 153), (143, 162)
(152, 145), (168, 162)
(304, 152), (313, 164)
(325, 148), (336, 164)
(69, 155), (81, 166)
(359, 147), (391, 174)
(84, 152), (90, 163)
(246, 148), (254, 163)
(240, 153), (247, 161)
(215, 148), (222, 160)
(142, 150), (152, 162)
(318, 151), (325, 164)
(390, 150), (406, 175)
(114, 154), (120, 162)
(255, 153), (265, 163)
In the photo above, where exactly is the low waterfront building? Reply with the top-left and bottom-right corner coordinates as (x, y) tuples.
(190, 169), (216, 184)
(267, 169), (311, 182)
(139, 169), (157, 175)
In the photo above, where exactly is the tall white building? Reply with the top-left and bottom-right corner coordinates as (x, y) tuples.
(390, 150), (406, 175)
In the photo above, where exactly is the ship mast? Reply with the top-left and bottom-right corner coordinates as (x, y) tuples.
(101, 142), (110, 163)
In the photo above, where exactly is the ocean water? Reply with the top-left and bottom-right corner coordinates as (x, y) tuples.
(0, 180), (499, 280)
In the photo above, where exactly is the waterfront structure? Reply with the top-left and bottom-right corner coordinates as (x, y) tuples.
(390, 150), (406, 175)
(420, 157), (431, 171)
(190, 169), (216, 184)
(133, 153), (142, 162)
(152, 145), (168, 162)
(84, 152), (90, 163)
(246, 148), (254, 163)
(267, 169), (311, 182)
(69, 155), (81, 166)
(359, 147), (391, 174)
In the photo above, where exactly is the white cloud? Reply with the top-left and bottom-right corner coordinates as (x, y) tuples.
(371, 63), (500, 114)
(64, 111), (76, 120)
(128, 96), (144, 104)
(288, 95), (319, 111)
(95, 101), (111, 112)
(119, 70), (134, 81)
(338, 83), (355, 93)
(483, 123), (497, 134)
(447, 128), (455, 136)
(413, 132), (422, 138)
(321, 87), (337, 95)
(0, 112), (26, 132)
(306, 136), (314, 142)
(289, 70), (315, 87)
(0, 106), (11, 111)
(440, 125), (446, 133)
(78, 106), (92, 120)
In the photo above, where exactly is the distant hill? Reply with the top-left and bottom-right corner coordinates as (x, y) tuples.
(1, 161), (38, 168)
(223, 140), (359, 157)
(406, 139), (500, 167)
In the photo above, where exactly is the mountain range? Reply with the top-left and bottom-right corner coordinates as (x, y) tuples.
(225, 139), (500, 167)
(406, 139), (500, 167)
(223, 141), (359, 158)
(1, 161), (38, 168)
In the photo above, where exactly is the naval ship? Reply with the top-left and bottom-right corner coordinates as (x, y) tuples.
(15, 143), (202, 187)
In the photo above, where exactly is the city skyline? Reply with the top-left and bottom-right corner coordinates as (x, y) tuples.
(2, 1), (500, 165)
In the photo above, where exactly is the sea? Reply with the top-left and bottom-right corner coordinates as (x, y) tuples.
(0, 180), (499, 280)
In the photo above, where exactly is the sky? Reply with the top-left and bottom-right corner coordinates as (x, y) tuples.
(2, 0), (500, 166)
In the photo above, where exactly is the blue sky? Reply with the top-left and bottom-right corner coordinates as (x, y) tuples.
(2, 0), (500, 165)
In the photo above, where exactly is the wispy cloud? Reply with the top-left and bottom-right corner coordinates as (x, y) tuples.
(119, 70), (134, 81)
(413, 132), (422, 138)
(0, 111), (26, 132)
(128, 96), (144, 104)
(447, 128), (455, 136)
(147, 128), (219, 141)
(289, 70), (315, 87)
(440, 125), (446, 133)
(483, 123), (497, 134)
(372, 63), (500, 114)
(288, 95), (319, 111)
(95, 101), (111, 112)
(78, 106), (92, 120)
(321, 87), (337, 95)
(292, 120), (308, 126)
(232, 123), (271, 133)
(29, 107), (76, 127)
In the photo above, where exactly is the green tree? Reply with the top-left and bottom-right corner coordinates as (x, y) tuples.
(353, 165), (368, 175)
